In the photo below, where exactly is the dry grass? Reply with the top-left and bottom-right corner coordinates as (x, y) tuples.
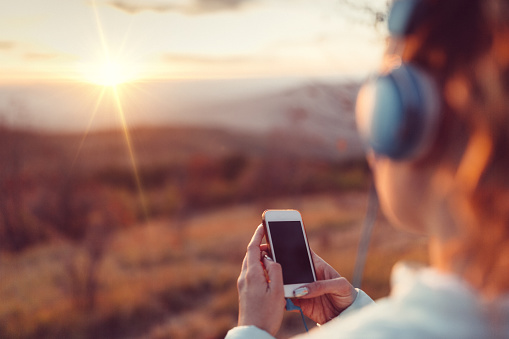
(0, 192), (428, 339)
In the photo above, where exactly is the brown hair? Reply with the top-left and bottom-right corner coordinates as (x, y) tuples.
(404, 0), (509, 292)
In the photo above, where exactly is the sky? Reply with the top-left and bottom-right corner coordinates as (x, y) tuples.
(0, 0), (389, 84)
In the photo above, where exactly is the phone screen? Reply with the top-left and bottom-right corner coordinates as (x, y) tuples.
(268, 221), (314, 284)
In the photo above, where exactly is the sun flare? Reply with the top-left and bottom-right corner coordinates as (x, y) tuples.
(80, 59), (139, 87)
(96, 61), (126, 86)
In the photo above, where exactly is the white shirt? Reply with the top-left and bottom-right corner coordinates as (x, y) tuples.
(225, 262), (509, 338)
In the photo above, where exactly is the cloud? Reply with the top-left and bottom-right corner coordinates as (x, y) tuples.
(24, 52), (78, 61)
(106, 0), (255, 15)
(158, 52), (278, 78)
(0, 41), (16, 50)
(162, 53), (252, 64)
(107, 1), (178, 14)
(24, 52), (60, 60)
(187, 0), (252, 13)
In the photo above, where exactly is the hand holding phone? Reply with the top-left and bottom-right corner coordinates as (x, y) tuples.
(262, 209), (317, 298)
(262, 210), (358, 324)
(290, 250), (359, 324)
(237, 225), (285, 336)
(236, 221), (358, 332)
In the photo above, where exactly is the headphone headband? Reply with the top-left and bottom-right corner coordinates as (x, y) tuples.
(388, 0), (430, 37)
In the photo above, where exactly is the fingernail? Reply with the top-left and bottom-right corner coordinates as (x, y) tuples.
(293, 287), (309, 298)
(264, 255), (273, 262)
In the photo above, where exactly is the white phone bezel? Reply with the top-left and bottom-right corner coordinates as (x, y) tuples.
(262, 209), (316, 298)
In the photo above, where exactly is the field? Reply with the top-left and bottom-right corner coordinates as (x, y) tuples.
(0, 125), (428, 338)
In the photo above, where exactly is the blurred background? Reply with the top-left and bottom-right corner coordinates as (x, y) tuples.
(0, 1), (428, 338)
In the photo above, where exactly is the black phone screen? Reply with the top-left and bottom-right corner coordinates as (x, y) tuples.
(268, 221), (314, 284)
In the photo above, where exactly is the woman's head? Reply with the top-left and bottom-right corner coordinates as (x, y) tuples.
(364, 0), (509, 292)
(401, 0), (509, 225)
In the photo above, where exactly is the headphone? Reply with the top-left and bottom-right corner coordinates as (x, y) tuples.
(355, 0), (440, 160)
(352, 0), (441, 288)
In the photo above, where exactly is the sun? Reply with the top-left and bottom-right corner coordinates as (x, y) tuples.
(95, 61), (127, 86)
(79, 59), (139, 87)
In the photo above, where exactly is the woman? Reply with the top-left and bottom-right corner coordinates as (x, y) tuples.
(226, 0), (509, 337)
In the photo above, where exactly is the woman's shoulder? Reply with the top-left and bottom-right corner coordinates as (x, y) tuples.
(301, 263), (508, 339)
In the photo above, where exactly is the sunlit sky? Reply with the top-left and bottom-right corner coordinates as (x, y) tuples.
(0, 0), (388, 84)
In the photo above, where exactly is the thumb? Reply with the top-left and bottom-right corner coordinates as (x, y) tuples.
(294, 277), (356, 299)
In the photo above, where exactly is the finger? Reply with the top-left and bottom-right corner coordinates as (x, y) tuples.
(310, 249), (322, 262)
(295, 277), (355, 300)
(310, 250), (329, 268)
(263, 255), (284, 292)
(310, 251), (341, 280)
(246, 224), (265, 269)
(260, 254), (270, 282)
(241, 224), (265, 274)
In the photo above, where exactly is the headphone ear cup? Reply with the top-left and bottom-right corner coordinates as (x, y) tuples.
(355, 63), (440, 160)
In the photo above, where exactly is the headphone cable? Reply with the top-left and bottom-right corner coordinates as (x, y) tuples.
(352, 182), (379, 288)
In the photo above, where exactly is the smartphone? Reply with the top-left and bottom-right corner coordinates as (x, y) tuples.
(262, 209), (316, 298)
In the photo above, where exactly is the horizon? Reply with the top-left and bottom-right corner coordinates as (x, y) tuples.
(0, 75), (362, 133)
